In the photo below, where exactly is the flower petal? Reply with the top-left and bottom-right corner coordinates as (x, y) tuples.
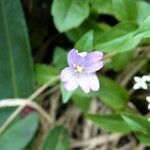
(141, 82), (148, 90)
(86, 51), (103, 63)
(142, 75), (150, 82)
(134, 76), (141, 82)
(88, 74), (100, 91)
(67, 49), (80, 66)
(85, 51), (103, 73)
(64, 77), (78, 91)
(86, 61), (103, 73)
(76, 74), (90, 93)
(60, 67), (74, 82)
(133, 83), (141, 90)
(146, 96), (150, 103)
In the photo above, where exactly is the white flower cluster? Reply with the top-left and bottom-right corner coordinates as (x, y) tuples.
(133, 75), (150, 121)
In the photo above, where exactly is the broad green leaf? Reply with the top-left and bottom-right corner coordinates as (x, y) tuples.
(53, 47), (68, 70)
(75, 30), (93, 52)
(66, 19), (103, 42)
(98, 76), (129, 110)
(51, 0), (89, 32)
(90, 0), (140, 22)
(101, 16), (150, 52)
(111, 51), (133, 72)
(122, 113), (150, 133)
(112, 0), (137, 21)
(0, 113), (39, 150)
(136, 132), (150, 146)
(134, 16), (150, 39)
(90, 0), (150, 25)
(0, 108), (15, 126)
(94, 22), (140, 52)
(73, 94), (91, 112)
(66, 28), (87, 43)
(41, 126), (70, 150)
(87, 114), (132, 133)
(61, 83), (74, 103)
(136, 1), (150, 24)
(35, 64), (59, 85)
(90, 0), (112, 14)
(0, 0), (34, 99)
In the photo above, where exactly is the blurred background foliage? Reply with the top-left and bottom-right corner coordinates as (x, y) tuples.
(0, 0), (150, 149)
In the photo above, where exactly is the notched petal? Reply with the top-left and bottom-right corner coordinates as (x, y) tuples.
(86, 61), (103, 73)
(86, 51), (103, 63)
(85, 51), (103, 73)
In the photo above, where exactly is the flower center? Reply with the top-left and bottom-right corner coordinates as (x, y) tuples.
(74, 65), (84, 73)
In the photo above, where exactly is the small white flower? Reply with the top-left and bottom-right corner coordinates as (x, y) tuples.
(146, 96), (150, 103)
(146, 96), (150, 110)
(133, 76), (148, 90)
(148, 118), (150, 122)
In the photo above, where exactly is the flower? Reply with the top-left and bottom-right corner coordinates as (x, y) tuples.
(146, 96), (150, 110)
(60, 49), (103, 93)
(133, 75), (150, 90)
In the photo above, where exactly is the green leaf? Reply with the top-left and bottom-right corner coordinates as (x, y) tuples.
(35, 64), (59, 85)
(122, 113), (150, 133)
(0, 108), (15, 126)
(98, 76), (129, 110)
(73, 94), (91, 112)
(87, 114), (132, 133)
(134, 16), (150, 39)
(41, 126), (70, 150)
(136, 132), (150, 146)
(53, 47), (68, 70)
(61, 83), (74, 103)
(0, 113), (39, 150)
(90, 0), (139, 22)
(0, 0), (34, 99)
(136, 1), (150, 24)
(90, 0), (112, 14)
(51, 0), (89, 32)
(66, 28), (87, 43)
(75, 30), (93, 52)
(95, 16), (150, 53)
(111, 51), (133, 72)
(94, 22), (140, 52)
(66, 19), (103, 42)
(112, 0), (137, 21)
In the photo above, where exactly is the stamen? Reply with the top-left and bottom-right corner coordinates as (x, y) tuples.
(74, 65), (84, 73)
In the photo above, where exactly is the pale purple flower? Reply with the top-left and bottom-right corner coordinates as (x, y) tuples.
(60, 49), (103, 93)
